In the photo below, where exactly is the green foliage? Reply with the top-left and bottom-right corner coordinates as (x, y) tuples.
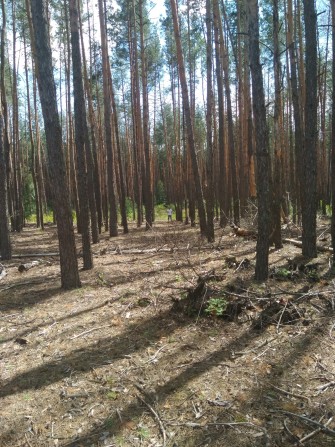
(155, 180), (166, 205)
(137, 425), (150, 440)
(124, 197), (135, 220)
(305, 269), (320, 283)
(155, 203), (170, 220)
(26, 210), (54, 224)
(273, 268), (292, 280)
(205, 297), (227, 317)
(22, 173), (35, 218)
(106, 391), (119, 400)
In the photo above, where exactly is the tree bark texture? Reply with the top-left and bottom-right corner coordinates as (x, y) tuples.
(69, 0), (93, 270)
(169, 0), (207, 236)
(331, 0), (335, 258)
(29, 0), (81, 289)
(248, 0), (271, 280)
(98, 0), (118, 237)
(301, 0), (318, 258)
(0, 112), (11, 260)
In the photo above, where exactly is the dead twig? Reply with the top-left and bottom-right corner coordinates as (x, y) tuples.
(235, 337), (278, 356)
(137, 394), (167, 447)
(234, 258), (249, 273)
(299, 417), (333, 443)
(167, 422), (255, 429)
(24, 433), (34, 447)
(271, 385), (311, 403)
(166, 419), (266, 436)
(315, 381), (335, 394)
(252, 346), (272, 361)
(317, 226), (330, 240)
(70, 325), (112, 340)
(277, 411), (335, 437)
(283, 418), (299, 443)
(142, 344), (168, 365)
(276, 300), (289, 333)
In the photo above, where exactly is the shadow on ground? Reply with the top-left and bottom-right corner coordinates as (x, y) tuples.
(2, 300), (326, 446)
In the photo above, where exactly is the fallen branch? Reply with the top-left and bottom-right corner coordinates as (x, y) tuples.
(283, 238), (333, 253)
(166, 419), (266, 435)
(299, 417), (333, 443)
(137, 395), (167, 447)
(278, 411), (335, 437)
(100, 246), (221, 255)
(315, 381), (335, 393)
(0, 275), (58, 293)
(166, 421), (229, 428)
(270, 385), (311, 403)
(283, 418), (299, 442)
(18, 260), (41, 272)
(12, 253), (60, 258)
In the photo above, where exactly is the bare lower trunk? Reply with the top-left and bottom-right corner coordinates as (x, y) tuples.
(29, 0), (81, 289)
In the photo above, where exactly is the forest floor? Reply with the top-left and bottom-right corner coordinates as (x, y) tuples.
(0, 219), (335, 447)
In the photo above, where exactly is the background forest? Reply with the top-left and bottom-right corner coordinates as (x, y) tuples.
(0, 0), (335, 285)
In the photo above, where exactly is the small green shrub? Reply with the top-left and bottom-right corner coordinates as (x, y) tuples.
(275, 268), (292, 279)
(205, 297), (227, 317)
(306, 269), (320, 282)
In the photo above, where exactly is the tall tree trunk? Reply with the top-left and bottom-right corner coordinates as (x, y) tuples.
(331, 0), (335, 259)
(11, 1), (23, 232)
(130, 1), (144, 227)
(169, 0), (207, 235)
(98, 0), (118, 237)
(213, 0), (227, 227)
(139, 0), (153, 230)
(0, 0), (13, 232)
(248, 0), (271, 280)
(205, 0), (215, 242)
(0, 112), (11, 260)
(23, 30), (41, 229)
(84, 0), (103, 233)
(301, 0), (317, 258)
(77, 3), (100, 242)
(69, 0), (93, 269)
(33, 74), (45, 230)
(287, 0), (303, 222)
(63, 0), (80, 232)
(0, 0), (11, 259)
(29, 0), (81, 289)
(109, 70), (129, 234)
(270, 0), (283, 249)
(220, 2), (240, 224)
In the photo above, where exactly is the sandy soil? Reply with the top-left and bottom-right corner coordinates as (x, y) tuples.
(0, 220), (334, 447)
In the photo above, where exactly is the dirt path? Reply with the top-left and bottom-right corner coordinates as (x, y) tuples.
(0, 222), (334, 446)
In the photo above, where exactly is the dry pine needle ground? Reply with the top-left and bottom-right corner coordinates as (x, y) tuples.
(0, 221), (335, 447)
